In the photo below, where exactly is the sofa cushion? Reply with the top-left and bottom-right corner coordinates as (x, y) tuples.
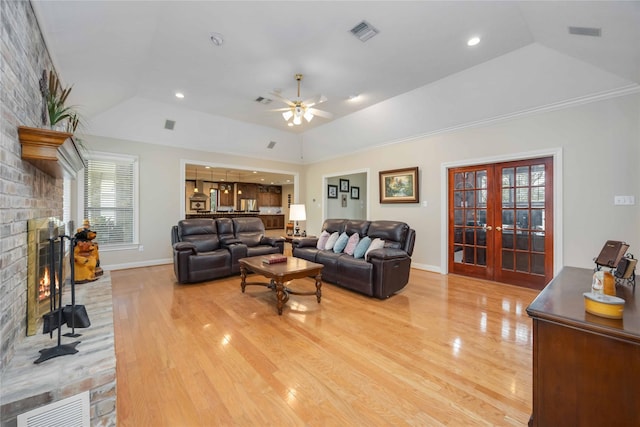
(365, 238), (385, 260)
(345, 220), (370, 237)
(367, 221), (408, 249)
(325, 232), (340, 250)
(337, 256), (373, 295)
(353, 236), (371, 259)
(233, 217), (265, 247)
(344, 233), (360, 255)
(178, 219), (220, 252)
(316, 230), (330, 250)
(333, 232), (349, 253)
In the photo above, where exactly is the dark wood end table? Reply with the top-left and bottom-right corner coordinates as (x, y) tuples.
(239, 256), (324, 315)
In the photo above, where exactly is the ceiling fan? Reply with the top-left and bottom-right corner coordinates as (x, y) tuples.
(269, 74), (333, 126)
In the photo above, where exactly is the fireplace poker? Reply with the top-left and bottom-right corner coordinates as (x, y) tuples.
(64, 221), (82, 338)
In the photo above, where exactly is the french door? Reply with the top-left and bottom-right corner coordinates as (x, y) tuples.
(448, 157), (553, 289)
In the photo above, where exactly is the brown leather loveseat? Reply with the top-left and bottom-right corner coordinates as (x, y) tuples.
(292, 219), (415, 299)
(171, 217), (284, 284)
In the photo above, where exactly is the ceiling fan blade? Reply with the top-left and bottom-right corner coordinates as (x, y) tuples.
(269, 92), (295, 107)
(267, 107), (293, 112)
(303, 94), (328, 108)
(307, 108), (333, 119)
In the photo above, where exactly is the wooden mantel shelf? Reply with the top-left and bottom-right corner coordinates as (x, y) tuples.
(18, 126), (87, 179)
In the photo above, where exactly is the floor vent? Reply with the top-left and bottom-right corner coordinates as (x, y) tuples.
(17, 391), (90, 427)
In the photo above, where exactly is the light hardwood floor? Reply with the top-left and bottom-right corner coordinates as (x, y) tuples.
(111, 265), (538, 426)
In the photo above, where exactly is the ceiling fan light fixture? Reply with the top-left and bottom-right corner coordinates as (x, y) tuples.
(293, 115), (302, 125)
(282, 110), (293, 121)
(304, 110), (314, 122)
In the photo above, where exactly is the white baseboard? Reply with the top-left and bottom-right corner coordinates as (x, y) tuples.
(411, 263), (441, 274)
(103, 258), (172, 271)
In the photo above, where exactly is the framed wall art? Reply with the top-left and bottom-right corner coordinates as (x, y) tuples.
(350, 186), (360, 199)
(339, 179), (350, 192)
(328, 184), (338, 199)
(379, 167), (419, 204)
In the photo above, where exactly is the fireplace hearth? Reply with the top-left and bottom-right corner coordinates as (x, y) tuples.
(27, 218), (68, 336)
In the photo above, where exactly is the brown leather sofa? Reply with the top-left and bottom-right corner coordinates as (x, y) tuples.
(171, 217), (284, 284)
(292, 219), (415, 299)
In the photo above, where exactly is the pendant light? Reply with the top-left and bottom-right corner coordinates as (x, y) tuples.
(209, 170), (215, 193)
(224, 171), (229, 194)
(193, 168), (198, 193)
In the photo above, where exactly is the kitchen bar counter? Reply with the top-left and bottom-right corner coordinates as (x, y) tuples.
(185, 213), (285, 230)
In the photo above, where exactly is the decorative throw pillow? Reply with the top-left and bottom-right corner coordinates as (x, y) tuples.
(344, 233), (360, 255)
(333, 232), (349, 253)
(353, 236), (371, 259)
(365, 238), (385, 260)
(316, 230), (330, 250)
(324, 232), (340, 250)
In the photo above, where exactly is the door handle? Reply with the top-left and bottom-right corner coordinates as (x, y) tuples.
(485, 225), (493, 231)
(496, 226), (502, 231)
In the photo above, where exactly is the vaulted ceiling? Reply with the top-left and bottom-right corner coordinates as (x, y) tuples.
(32, 1), (640, 162)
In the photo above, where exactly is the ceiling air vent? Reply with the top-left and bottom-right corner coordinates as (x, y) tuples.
(350, 20), (379, 42)
(255, 96), (272, 105)
(164, 119), (176, 130)
(568, 26), (601, 37)
(267, 141), (277, 149)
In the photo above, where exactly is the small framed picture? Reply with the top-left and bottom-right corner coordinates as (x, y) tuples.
(328, 184), (338, 199)
(341, 194), (348, 207)
(350, 186), (360, 200)
(339, 179), (350, 192)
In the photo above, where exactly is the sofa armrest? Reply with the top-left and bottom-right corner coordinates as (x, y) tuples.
(292, 237), (318, 249)
(220, 237), (242, 248)
(173, 241), (197, 255)
(366, 248), (408, 261)
(261, 236), (285, 246)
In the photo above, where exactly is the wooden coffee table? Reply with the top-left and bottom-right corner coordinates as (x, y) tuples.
(239, 256), (324, 315)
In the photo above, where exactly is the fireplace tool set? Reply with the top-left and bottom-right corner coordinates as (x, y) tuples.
(35, 220), (91, 364)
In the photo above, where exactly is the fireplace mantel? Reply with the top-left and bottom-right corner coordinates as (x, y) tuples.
(18, 126), (87, 179)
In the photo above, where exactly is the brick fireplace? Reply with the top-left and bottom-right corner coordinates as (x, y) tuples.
(0, 2), (116, 425)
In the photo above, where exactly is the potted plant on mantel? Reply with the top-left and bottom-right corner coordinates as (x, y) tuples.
(18, 70), (87, 178)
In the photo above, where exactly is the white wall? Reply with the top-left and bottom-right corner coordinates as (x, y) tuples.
(303, 93), (640, 272)
(80, 136), (304, 270)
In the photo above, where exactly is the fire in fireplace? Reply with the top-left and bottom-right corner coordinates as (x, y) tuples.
(27, 218), (68, 336)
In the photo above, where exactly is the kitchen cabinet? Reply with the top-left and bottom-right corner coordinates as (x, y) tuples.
(257, 185), (282, 207)
(219, 186), (234, 206)
(260, 215), (285, 230)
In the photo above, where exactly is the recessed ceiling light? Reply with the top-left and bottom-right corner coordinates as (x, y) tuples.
(467, 36), (480, 47)
(348, 94), (360, 101)
(210, 32), (224, 46)
(175, 92), (185, 99)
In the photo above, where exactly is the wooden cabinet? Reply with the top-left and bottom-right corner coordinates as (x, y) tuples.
(526, 267), (640, 426)
(237, 183), (258, 200)
(260, 215), (284, 230)
(257, 185), (282, 207)
(219, 186), (234, 206)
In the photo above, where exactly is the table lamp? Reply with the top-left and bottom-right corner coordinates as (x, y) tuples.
(289, 204), (306, 236)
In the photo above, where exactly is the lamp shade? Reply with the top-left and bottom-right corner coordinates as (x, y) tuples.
(289, 204), (306, 221)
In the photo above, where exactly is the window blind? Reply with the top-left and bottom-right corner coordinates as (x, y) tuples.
(83, 156), (136, 246)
